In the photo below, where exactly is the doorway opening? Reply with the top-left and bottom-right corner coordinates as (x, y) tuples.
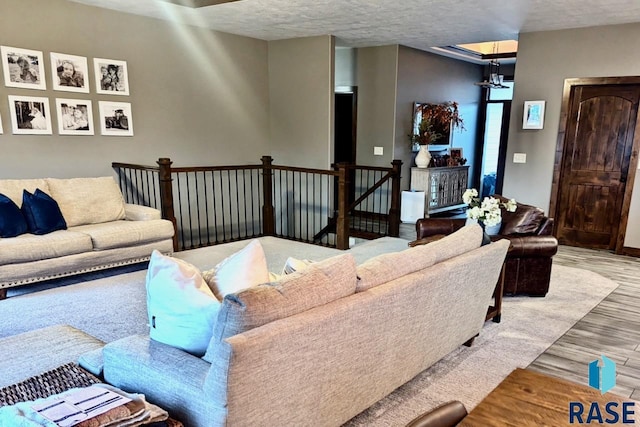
(478, 82), (513, 198)
(334, 88), (358, 206)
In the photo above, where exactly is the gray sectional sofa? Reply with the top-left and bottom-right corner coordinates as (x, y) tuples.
(101, 225), (509, 427)
(0, 177), (174, 298)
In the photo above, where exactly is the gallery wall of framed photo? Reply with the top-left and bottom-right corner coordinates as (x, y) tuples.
(0, 45), (133, 137)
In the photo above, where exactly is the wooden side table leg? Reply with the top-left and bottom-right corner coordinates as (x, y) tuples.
(486, 263), (505, 323)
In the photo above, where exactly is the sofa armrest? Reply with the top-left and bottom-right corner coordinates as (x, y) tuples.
(103, 334), (210, 396)
(415, 218), (466, 239)
(124, 203), (161, 221)
(493, 235), (559, 258)
(103, 335), (217, 425)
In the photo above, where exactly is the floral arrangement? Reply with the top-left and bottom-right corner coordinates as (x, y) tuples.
(462, 188), (517, 227)
(410, 101), (465, 146)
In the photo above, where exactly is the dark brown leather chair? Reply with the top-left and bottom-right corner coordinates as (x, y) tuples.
(411, 195), (558, 297)
(405, 401), (468, 427)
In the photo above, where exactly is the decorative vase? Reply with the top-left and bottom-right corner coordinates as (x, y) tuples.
(483, 221), (502, 236)
(415, 145), (431, 168)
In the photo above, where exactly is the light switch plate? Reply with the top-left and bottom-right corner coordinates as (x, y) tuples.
(513, 153), (527, 163)
(374, 146), (384, 156)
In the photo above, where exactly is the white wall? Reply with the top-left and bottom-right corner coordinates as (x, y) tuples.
(0, 0), (270, 178)
(505, 23), (640, 248)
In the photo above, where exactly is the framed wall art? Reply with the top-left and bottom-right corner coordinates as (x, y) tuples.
(1, 46), (46, 90)
(0, 112), (3, 134)
(8, 95), (52, 135)
(99, 101), (133, 136)
(56, 98), (94, 135)
(50, 52), (89, 93)
(94, 58), (129, 95)
(522, 100), (545, 129)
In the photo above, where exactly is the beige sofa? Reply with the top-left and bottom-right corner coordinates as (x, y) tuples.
(0, 177), (175, 298)
(102, 225), (509, 426)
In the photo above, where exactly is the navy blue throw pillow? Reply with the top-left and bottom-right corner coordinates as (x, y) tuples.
(21, 189), (67, 235)
(0, 193), (29, 237)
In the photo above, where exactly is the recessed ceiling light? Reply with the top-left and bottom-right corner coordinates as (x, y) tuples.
(157, 0), (242, 8)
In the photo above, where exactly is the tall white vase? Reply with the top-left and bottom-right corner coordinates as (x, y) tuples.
(415, 145), (431, 168)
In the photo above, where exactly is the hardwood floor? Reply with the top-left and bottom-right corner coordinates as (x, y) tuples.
(529, 245), (640, 400)
(400, 223), (640, 400)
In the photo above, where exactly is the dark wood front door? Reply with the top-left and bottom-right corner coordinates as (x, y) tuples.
(556, 84), (640, 249)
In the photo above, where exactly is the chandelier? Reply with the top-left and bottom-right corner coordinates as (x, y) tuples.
(475, 59), (508, 89)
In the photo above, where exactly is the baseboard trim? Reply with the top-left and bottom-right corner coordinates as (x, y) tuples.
(619, 246), (640, 257)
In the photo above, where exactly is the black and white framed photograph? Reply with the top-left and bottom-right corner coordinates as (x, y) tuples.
(56, 98), (94, 135)
(99, 101), (133, 136)
(93, 58), (129, 95)
(8, 95), (52, 135)
(1, 46), (46, 90)
(522, 100), (546, 129)
(50, 52), (89, 93)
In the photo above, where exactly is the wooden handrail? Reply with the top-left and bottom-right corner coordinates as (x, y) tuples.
(112, 162), (159, 171)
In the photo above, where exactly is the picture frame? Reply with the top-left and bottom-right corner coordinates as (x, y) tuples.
(8, 95), (52, 135)
(523, 100), (545, 129)
(449, 147), (464, 166)
(0, 112), (3, 134)
(449, 147), (463, 160)
(1, 46), (46, 90)
(94, 58), (129, 95)
(56, 98), (94, 135)
(50, 52), (89, 93)
(99, 101), (133, 136)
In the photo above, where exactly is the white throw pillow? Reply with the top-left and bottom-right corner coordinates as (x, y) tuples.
(202, 239), (270, 300)
(282, 257), (314, 275)
(146, 250), (220, 356)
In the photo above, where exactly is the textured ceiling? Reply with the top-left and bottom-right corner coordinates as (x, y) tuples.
(68, 0), (640, 51)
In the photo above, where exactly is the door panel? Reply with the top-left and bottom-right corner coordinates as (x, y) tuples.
(557, 85), (640, 249)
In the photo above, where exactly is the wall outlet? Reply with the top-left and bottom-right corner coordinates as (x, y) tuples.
(513, 153), (527, 163)
(374, 146), (384, 156)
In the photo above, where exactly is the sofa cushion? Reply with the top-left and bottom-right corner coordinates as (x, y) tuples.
(0, 179), (50, 207)
(70, 219), (174, 250)
(357, 225), (483, 292)
(46, 177), (126, 227)
(146, 250), (221, 356)
(0, 230), (93, 265)
(0, 194), (28, 237)
(495, 195), (546, 235)
(202, 239), (270, 300)
(282, 257), (314, 274)
(202, 253), (357, 363)
(21, 189), (67, 235)
(124, 203), (161, 221)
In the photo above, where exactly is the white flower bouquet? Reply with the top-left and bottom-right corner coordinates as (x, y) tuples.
(462, 188), (517, 227)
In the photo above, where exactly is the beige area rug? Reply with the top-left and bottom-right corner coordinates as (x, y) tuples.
(343, 264), (619, 426)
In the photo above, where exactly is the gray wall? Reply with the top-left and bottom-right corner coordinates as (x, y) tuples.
(505, 23), (640, 248)
(355, 46), (399, 168)
(268, 36), (335, 169)
(395, 46), (483, 190)
(0, 0), (270, 178)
